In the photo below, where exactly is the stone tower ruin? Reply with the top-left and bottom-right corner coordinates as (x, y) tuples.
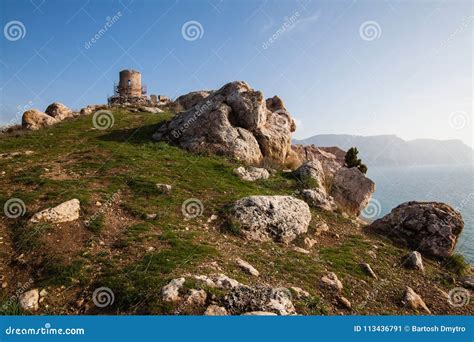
(107, 69), (168, 106)
(108, 69), (149, 105)
(118, 70), (143, 98)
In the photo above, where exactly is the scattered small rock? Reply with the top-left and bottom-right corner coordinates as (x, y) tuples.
(236, 258), (260, 277)
(321, 272), (343, 292)
(293, 247), (310, 254)
(403, 286), (431, 314)
(185, 289), (207, 306)
(146, 213), (157, 220)
(314, 222), (329, 236)
(303, 237), (317, 249)
(337, 296), (352, 309)
(359, 263), (377, 279)
(156, 184), (172, 194)
(403, 251), (424, 272)
(204, 305), (228, 316)
(19, 289), (39, 311)
(290, 286), (310, 299)
(194, 274), (241, 289)
(367, 250), (377, 259)
(233, 166), (270, 182)
(162, 278), (185, 302)
(300, 188), (337, 212)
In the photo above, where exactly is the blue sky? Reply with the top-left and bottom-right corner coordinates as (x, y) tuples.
(0, 0), (472, 146)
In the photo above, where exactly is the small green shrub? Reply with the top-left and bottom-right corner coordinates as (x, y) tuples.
(443, 254), (470, 276)
(345, 147), (368, 174)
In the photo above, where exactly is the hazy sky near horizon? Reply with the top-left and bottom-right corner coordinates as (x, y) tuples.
(0, 0), (472, 146)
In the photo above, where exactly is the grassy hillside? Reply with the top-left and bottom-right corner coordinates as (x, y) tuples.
(0, 108), (471, 315)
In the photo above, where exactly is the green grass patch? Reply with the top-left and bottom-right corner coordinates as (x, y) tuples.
(319, 237), (372, 278)
(443, 253), (470, 276)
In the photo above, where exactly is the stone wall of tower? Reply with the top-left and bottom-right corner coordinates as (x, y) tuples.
(118, 70), (142, 97)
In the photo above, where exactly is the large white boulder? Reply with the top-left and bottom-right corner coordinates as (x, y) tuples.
(231, 195), (311, 244)
(45, 102), (74, 120)
(22, 109), (58, 130)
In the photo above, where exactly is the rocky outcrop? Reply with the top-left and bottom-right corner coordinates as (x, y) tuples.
(330, 167), (375, 217)
(225, 285), (296, 315)
(369, 202), (463, 258)
(30, 199), (80, 223)
(231, 195), (311, 244)
(153, 81), (298, 166)
(233, 166), (269, 182)
(175, 91), (211, 111)
(22, 110), (58, 130)
(292, 147), (375, 217)
(45, 102), (74, 120)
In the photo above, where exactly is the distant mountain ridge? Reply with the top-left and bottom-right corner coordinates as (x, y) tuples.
(293, 134), (474, 166)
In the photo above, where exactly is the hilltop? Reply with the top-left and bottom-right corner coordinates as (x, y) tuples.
(0, 82), (472, 315)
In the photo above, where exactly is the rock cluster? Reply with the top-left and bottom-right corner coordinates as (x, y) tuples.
(369, 201), (463, 258)
(162, 274), (297, 315)
(153, 81), (298, 166)
(294, 160), (375, 217)
(22, 102), (108, 130)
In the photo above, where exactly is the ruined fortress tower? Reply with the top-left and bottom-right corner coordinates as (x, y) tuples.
(117, 69), (144, 98)
(108, 69), (148, 105)
(108, 69), (168, 106)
